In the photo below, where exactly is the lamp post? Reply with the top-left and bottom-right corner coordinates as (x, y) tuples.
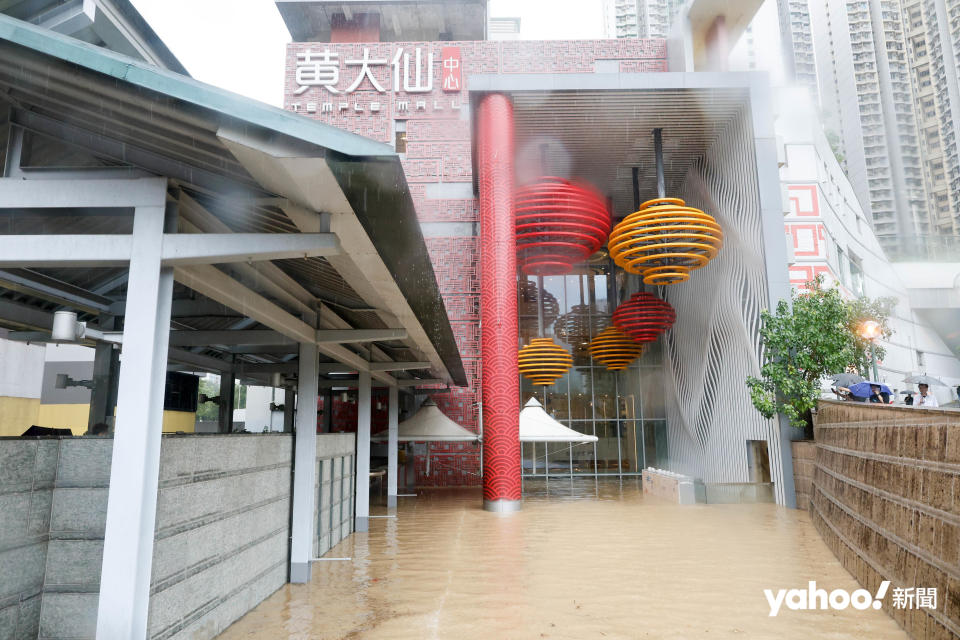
(859, 320), (882, 380)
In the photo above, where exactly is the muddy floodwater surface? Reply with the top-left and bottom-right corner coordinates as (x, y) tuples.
(217, 479), (906, 639)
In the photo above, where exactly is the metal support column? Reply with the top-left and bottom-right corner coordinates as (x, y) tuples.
(283, 385), (295, 433)
(355, 370), (371, 531)
(289, 342), (318, 583)
(96, 198), (172, 639)
(322, 389), (333, 433)
(87, 316), (119, 431)
(218, 363), (236, 433)
(387, 384), (399, 510)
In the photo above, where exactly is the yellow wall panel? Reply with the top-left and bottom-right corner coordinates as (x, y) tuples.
(162, 410), (196, 433)
(36, 404), (88, 435)
(0, 396), (41, 437)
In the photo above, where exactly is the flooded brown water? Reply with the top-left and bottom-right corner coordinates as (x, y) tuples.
(218, 479), (905, 639)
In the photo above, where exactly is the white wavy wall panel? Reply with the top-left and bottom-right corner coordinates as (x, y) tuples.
(662, 107), (788, 505)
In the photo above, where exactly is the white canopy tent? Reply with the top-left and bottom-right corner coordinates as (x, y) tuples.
(519, 398), (598, 443)
(372, 398), (479, 442)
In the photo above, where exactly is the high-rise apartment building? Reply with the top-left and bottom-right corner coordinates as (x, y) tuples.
(605, 0), (684, 39)
(776, 0), (818, 100)
(809, 0), (932, 248)
(902, 0), (960, 236)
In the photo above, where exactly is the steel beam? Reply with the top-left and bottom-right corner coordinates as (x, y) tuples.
(0, 299), (54, 331)
(178, 192), (316, 315)
(368, 361), (431, 372)
(8, 109), (270, 200)
(315, 377), (442, 389)
(160, 233), (340, 265)
(168, 330), (293, 347)
(167, 347), (232, 373)
(234, 362), (298, 375)
(397, 378), (443, 388)
(0, 176), (166, 208)
(315, 328), (407, 344)
(0, 232), (340, 267)
(0, 269), (113, 313)
(173, 265), (316, 345)
(0, 235), (132, 267)
(38, 0), (95, 35)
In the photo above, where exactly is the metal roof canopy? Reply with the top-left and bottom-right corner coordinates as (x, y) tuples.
(0, 14), (466, 387)
(275, 0), (488, 42)
(467, 73), (754, 217)
(1, 0), (189, 74)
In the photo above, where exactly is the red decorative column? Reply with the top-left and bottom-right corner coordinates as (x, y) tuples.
(477, 93), (521, 512)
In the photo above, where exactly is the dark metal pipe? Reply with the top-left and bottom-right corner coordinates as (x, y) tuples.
(653, 128), (665, 199)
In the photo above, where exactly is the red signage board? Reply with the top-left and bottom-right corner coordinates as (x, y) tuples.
(441, 46), (462, 92)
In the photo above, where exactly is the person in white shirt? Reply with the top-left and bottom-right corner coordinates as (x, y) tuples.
(915, 383), (939, 408)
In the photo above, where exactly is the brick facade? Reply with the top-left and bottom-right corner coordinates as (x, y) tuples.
(285, 38), (668, 485)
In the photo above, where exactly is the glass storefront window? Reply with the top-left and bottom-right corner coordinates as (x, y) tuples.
(518, 259), (665, 477)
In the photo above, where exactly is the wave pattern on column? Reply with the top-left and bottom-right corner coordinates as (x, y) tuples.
(477, 94), (521, 503)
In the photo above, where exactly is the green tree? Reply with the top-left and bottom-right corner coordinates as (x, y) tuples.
(746, 277), (894, 430)
(196, 377), (219, 421)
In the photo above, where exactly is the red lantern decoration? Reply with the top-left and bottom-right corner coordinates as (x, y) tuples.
(515, 177), (611, 276)
(612, 292), (676, 343)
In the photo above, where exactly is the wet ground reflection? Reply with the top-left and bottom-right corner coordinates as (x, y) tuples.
(217, 479), (905, 639)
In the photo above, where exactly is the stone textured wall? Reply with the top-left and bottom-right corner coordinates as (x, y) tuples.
(810, 400), (960, 638)
(1, 438), (59, 637)
(0, 433), (356, 640)
(791, 440), (817, 510)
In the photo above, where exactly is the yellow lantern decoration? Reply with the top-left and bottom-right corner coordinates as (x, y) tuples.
(608, 197), (723, 285)
(588, 326), (645, 370)
(518, 338), (573, 386)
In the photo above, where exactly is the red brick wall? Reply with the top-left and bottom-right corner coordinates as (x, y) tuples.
(285, 38), (667, 485)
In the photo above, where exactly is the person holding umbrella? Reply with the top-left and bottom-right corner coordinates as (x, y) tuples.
(916, 383), (938, 408)
(903, 374), (946, 408)
(843, 381), (894, 404)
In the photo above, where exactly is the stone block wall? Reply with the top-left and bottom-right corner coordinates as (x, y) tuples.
(791, 440), (817, 510)
(0, 433), (356, 640)
(810, 400), (960, 638)
(0, 439), (59, 637)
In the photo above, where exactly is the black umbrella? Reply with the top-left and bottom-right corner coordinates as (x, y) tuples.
(832, 373), (865, 388)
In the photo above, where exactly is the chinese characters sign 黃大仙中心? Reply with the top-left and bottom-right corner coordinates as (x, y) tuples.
(294, 46), (462, 96)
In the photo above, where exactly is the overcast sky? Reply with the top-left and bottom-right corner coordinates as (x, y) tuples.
(130, 0), (605, 107)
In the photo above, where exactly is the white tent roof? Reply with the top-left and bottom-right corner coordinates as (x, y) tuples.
(519, 398), (599, 443)
(372, 399), (478, 442)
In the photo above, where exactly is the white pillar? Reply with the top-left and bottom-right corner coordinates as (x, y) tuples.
(289, 342), (318, 583)
(355, 370), (371, 532)
(96, 202), (172, 639)
(387, 384), (399, 509)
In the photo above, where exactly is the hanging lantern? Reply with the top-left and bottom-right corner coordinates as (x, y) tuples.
(608, 197), (723, 285)
(518, 338), (573, 386)
(518, 279), (560, 325)
(612, 292), (676, 343)
(588, 326), (645, 370)
(555, 304), (611, 346)
(515, 177), (612, 276)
